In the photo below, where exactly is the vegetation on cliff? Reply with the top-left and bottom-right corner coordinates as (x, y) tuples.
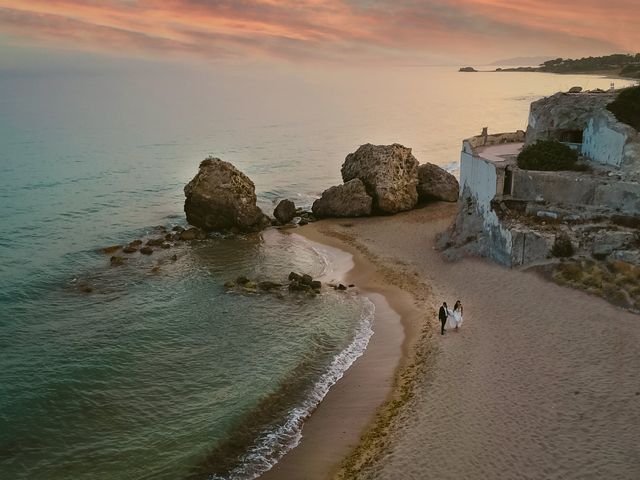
(607, 85), (640, 131)
(495, 53), (640, 78)
(552, 259), (640, 310)
(540, 54), (640, 75)
(516, 140), (580, 171)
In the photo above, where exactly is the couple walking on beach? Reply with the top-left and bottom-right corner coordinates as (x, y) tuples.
(439, 300), (463, 335)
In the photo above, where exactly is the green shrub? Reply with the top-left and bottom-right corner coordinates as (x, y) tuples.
(607, 86), (640, 131)
(517, 140), (580, 171)
(551, 233), (574, 257)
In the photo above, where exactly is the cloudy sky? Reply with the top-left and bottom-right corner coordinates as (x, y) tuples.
(0, 0), (638, 68)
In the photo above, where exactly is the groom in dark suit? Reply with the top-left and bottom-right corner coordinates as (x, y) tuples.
(439, 302), (448, 335)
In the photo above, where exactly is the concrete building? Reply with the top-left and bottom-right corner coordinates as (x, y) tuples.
(446, 89), (640, 268)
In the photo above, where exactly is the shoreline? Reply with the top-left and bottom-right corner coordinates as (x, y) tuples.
(262, 202), (640, 479)
(260, 218), (437, 479)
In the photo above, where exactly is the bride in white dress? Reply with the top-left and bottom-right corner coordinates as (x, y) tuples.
(447, 300), (463, 330)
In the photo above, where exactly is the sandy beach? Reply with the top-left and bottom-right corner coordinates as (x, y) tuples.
(264, 202), (640, 479)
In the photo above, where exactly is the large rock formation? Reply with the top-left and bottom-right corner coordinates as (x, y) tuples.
(184, 157), (269, 232)
(417, 163), (460, 202)
(341, 144), (419, 214)
(525, 91), (617, 145)
(312, 179), (372, 218)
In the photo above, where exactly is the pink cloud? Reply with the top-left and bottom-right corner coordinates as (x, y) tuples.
(0, 1), (636, 64)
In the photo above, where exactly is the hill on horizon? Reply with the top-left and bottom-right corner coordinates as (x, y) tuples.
(490, 56), (555, 66)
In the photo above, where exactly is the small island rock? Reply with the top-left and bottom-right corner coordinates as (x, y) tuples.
(273, 199), (296, 224)
(184, 157), (270, 233)
(312, 179), (373, 218)
(417, 163), (460, 202)
(341, 144), (418, 214)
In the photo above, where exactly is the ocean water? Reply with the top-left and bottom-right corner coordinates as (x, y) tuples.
(0, 64), (634, 479)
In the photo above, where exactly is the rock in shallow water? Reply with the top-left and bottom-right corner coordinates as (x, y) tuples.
(184, 157), (270, 233)
(273, 199), (296, 224)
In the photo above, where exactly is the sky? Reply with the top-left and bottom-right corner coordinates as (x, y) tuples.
(0, 0), (638, 71)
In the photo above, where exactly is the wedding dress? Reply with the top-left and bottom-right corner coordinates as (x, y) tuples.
(446, 308), (458, 329)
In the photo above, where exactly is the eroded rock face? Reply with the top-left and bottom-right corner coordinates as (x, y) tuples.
(184, 158), (269, 232)
(525, 91), (617, 145)
(417, 163), (460, 202)
(312, 179), (373, 218)
(273, 199), (296, 224)
(341, 143), (418, 214)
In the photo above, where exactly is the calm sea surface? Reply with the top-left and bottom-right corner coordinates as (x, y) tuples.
(0, 64), (633, 479)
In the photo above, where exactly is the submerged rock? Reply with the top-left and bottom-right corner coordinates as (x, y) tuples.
(341, 143), (419, 214)
(139, 246), (154, 255)
(184, 157), (270, 233)
(312, 179), (373, 218)
(274, 199), (297, 224)
(110, 256), (125, 266)
(100, 245), (121, 254)
(258, 281), (283, 291)
(417, 163), (460, 202)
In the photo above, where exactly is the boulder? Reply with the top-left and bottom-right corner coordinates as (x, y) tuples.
(184, 157), (270, 232)
(179, 227), (203, 241)
(274, 199), (297, 224)
(139, 246), (154, 255)
(568, 86), (582, 93)
(417, 163), (460, 202)
(122, 245), (138, 254)
(288, 272), (302, 282)
(258, 281), (283, 291)
(100, 245), (121, 254)
(110, 256), (125, 266)
(341, 144), (419, 214)
(312, 179), (373, 218)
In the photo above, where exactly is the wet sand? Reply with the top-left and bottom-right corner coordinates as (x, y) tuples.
(263, 202), (640, 480)
(261, 228), (429, 480)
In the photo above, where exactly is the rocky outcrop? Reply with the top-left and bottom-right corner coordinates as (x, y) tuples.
(525, 91), (617, 145)
(341, 144), (419, 214)
(417, 163), (460, 202)
(312, 179), (373, 218)
(184, 157), (269, 232)
(274, 199), (296, 224)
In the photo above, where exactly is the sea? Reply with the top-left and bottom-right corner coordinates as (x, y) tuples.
(0, 63), (634, 480)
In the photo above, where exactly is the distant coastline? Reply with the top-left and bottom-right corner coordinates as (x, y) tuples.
(460, 53), (640, 80)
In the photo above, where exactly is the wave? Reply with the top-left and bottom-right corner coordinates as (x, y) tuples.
(209, 296), (375, 480)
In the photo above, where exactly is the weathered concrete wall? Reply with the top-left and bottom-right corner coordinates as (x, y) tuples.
(512, 170), (597, 204)
(459, 150), (513, 266)
(511, 169), (640, 214)
(583, 115), (626, 167)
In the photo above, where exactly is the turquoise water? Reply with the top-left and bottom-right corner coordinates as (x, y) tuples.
(0, 65), (634, 479)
